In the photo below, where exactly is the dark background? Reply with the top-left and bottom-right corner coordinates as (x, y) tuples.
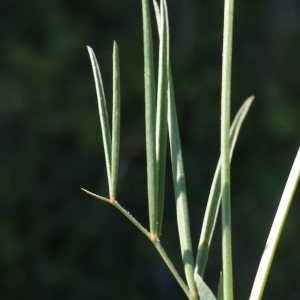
(1, 0), (299, 299)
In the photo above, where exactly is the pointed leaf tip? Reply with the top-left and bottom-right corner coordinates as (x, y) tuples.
(195, 274), (217, 300)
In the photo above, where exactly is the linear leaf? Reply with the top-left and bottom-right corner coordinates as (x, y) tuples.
(110, 41), (121, 200)
(164, 1), (196, 295)
(195, 274), (217, 300)
(167, 66), (197, 298)
(142, 0), (158, 238)
(87, 46), (112, 194)
(218, 272), (224, 300)
(155, 0), (168, 237)
(152, 0), (161, 39)
(195, 96), (254, 278)
(250, 147), (300, 300)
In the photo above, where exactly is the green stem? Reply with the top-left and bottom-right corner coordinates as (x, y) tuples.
(153, 241), (196, 300)
(221, 0), (234, 299)
(195, 96), (254, 278)
(81, 188), (195, 299)
(81, 189), (150, 237)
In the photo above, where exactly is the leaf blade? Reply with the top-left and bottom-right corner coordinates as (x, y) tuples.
(164, 0), (196, 294)
(87, 46), (112, 194)
(195, 274), (217, 300)
(218, 272), (224, 300)
(250, 147), (300, 300)
(110, 41), (121, 200)
(155, 0), (168, 237)
(142, 0), (158, 238)
(195, 96), (254, 278)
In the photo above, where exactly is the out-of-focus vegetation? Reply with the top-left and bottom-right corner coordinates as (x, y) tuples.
(0, 0), (299, 299)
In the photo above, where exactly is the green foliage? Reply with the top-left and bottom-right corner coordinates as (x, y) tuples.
(196, 273), (217, 300)
(1, 0), (299, 299)
(83, 1), (299, 299)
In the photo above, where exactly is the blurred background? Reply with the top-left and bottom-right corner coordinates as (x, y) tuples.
(0, 0), (299, 299)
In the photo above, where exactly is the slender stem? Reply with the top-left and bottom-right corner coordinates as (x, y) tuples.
(221, 0), (234, 299)
(81, 188), (195, 299)
(153, 241), (196, 300)
(81, 188), (150, 238)
(249, 147), (300, 300)
(195, 97), (254, 278)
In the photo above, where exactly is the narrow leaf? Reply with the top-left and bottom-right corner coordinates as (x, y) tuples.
(155, 0), (168, 237)
(218, 272), (224, 300)
(110, 41), (121, 200)
(167, 66), (197, 298)
(195, 96), (254, 278)
(87, 46), (112, 194)
(250, 147), (300, 300)
(195, 274), (217, 300)
(152, 0), (161, 38)
(142, 0), (158, 238)
(164, 0), (196, 294)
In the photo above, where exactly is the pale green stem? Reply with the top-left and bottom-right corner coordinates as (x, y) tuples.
(221, 0), (234, 299)
(81, 188), (194, 300)
(153, 240), (196, 300)
(195, 97), (254, 278)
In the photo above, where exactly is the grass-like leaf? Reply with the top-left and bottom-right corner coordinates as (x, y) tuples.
(249, 147), (300, 300)
(218, 272), (224, 300)
(165, 8), (197, 300)
(110, 41), (121, 200)
(142, 0), (158, 238)
(195, 96), (254, 278)
(195, 274), (217, 300)
(153, 1), (197, 296)
(152, 0), (161, 38)
(155, 0), (168, 237)
(87, 46), (112, 194)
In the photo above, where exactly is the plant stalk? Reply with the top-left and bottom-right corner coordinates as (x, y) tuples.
(221, 0), (234, 299)
(81, 188), (194, 299)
